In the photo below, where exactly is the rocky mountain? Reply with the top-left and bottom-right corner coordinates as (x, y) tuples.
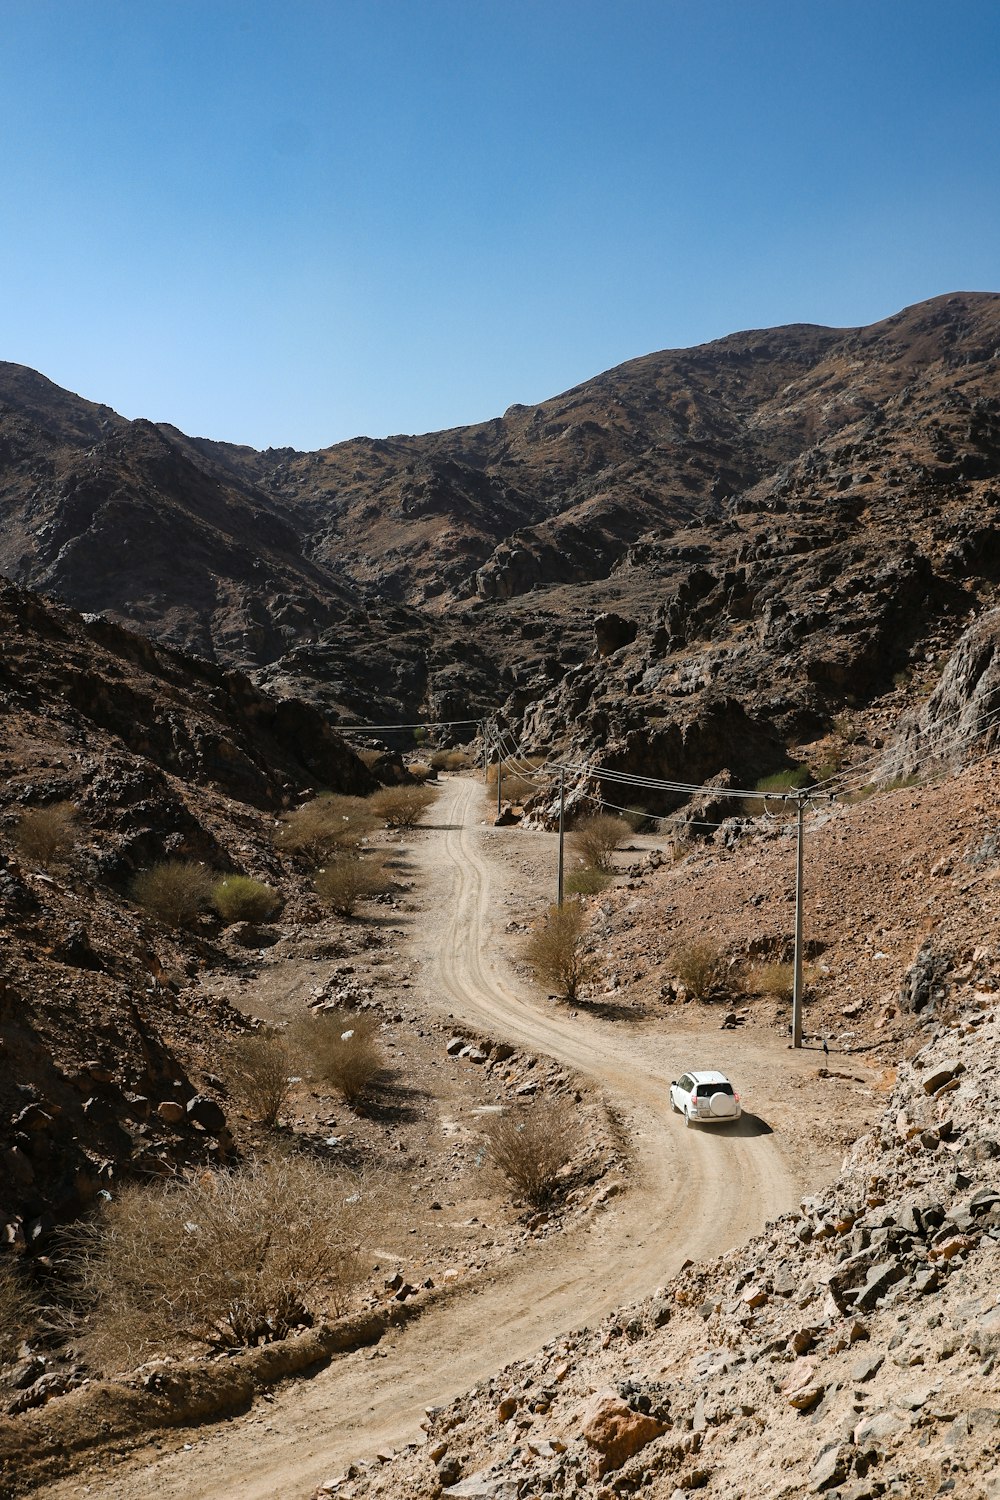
(3, 292), (1000, 782)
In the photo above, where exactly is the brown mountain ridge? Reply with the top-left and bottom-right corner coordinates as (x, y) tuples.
(4, 292), (1000, 792)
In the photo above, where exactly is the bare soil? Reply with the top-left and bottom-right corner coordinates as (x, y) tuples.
(31, 775), (874, 1500)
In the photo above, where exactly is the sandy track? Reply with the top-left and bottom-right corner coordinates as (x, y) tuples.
(48, 778), (828, 1500)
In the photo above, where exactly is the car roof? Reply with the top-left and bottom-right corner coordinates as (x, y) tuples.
(687, 1070), (731, 1084)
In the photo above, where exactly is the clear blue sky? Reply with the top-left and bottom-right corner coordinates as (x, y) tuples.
(2, 0), (999, 450)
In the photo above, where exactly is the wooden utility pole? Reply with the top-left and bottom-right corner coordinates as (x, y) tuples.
(557, 767), (566, 906)
(792, 792), (806, 1048)
(496, 755), (503, 818)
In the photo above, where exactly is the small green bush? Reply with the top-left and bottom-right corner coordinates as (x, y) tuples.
(13, 801), (79, 868)
(132, 861), (214, 929)
(369, 785), (436, 828)
(525, 900), (596, 1001)
(314, 857), (393, 917)
(290, 1010), (383, 1104)
(483, 1100), (582, 1207)
(755, 766), (812, 794)
(212, 875), (282, 924)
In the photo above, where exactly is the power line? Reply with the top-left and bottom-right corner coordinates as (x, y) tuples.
(337, 717), (482, 732)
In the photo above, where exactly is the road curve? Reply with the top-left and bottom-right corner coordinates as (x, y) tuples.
(48, 777), (820, 1500)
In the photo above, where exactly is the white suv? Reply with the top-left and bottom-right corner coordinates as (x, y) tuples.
(670, 1070), (741, 1128)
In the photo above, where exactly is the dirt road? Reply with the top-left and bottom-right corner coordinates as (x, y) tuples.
(49, 777), (845, 1500)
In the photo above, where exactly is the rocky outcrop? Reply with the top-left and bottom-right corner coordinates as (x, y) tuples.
(880, 608), (1000, 779)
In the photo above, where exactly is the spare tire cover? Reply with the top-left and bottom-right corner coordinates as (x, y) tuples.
(709, 1091), (734, 1116)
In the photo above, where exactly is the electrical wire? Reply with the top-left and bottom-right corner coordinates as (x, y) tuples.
(337, 717), (482, 732)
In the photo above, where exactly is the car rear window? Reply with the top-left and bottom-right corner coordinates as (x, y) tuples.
(694, 1082), (734, 1097)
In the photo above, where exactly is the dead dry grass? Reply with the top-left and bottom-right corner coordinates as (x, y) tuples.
(65, 1156), (380, 1373)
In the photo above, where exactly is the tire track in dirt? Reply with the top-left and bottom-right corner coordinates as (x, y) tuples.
(49, 778), (818, 1500)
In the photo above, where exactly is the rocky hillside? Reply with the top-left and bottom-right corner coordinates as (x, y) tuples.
(3, 293), (1000, 777)
(318, 1005), (1000, 1500)
(0, 579), (373, 1246)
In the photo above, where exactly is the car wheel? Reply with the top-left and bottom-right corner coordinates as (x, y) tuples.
(685, 1109), (694, 1129)
(670, 1094), (679, 1113)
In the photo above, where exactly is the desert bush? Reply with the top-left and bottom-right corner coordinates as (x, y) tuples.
(356, 748), (384, 770)
(290, 1009), (383, 1104)
(430, 749), (469, 771)
(0, 1259), (35, 1369)
(132, 860), (214, 929)
(755, 766), (812, 793)
(314, 856), (393, 917)
(483, 1099), (582, 1207)
(369, 785), (436, 828)
(275, 796), (378, 865)
(211, 875), (282, 924)
(754, 960), (795, 1001)
(672, 940), (724, 1001)
(67, 1155), (378, 1371)
(564, 866), (611, 896)
(570, 814), (628, 872)
(407, 761), (433, 782)
(743, 766), (813, 816)
(486, 756), (544, 789)
(13, 801), (79, 868)
(525, 900), (596, 1001)
(229, 1032), (292, 1126)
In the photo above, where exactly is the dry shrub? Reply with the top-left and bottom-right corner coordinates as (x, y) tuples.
(483, 1100), (582, 1207)
(407, 761), (433, 782)
(565, 865), (611, 896)
(0, 1259), (35, 1370)
(212, 875), (282, 924)
(314, 856), (393, 917)
(754, 960), (795, 1001)
(290, 1010), (383, 1104)
(132, 860), (214, 929)
(275, 796), (378, 865)
(496, 772), (537, 803)
(229, 1032), (292, 1126)
(486, 756), (544, 786)
(571, 814), (628, 871)
(430, 749), (469, 771)
(13, 801), (79, 868)
(356, 748), (384, 770)
(525, 900), (596, 1001)
(369, 785), (436, 828)
(67, 1156), (379, 1372)
(672, 940), (724, 1000)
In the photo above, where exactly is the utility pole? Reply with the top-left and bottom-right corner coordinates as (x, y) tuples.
(557, 766), (565, 906)
(791, 791), (806, 1049)
(496, 754), (503, 818)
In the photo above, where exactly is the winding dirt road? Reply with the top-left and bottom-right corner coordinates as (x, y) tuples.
(49, 777), (838, 1500)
